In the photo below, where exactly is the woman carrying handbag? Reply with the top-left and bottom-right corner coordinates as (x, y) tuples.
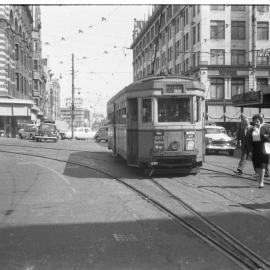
(248, 114), (270, 188)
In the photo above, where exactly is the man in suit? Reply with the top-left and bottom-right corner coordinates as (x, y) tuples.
(234, 115), (252, 175)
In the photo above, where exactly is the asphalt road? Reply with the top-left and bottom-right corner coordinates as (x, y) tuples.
(0, 138), (269, 270)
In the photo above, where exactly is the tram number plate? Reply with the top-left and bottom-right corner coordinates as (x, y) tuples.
(154, 131), (164, 141)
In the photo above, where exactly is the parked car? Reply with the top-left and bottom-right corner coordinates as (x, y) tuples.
(65, 127), (95, 140)
(205, 125), (236, 156)
(94, 126), (108, 142)
(18, 124), (37, 140)
(35, 123), (59, 142)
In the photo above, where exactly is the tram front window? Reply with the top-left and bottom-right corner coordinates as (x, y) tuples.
(158, 98), (191, 122)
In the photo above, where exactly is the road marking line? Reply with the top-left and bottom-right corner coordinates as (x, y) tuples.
(17, 161), (76, 194)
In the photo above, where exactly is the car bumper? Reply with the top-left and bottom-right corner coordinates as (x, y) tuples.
(35, 135), (58, 140)
(206, 145), (235, 151)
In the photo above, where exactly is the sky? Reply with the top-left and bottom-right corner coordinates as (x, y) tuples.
(40, 5), (152, 115)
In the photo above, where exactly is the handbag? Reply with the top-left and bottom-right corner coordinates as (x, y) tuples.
(263, 142), (270, 155)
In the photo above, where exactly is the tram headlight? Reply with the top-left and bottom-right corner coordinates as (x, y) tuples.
(154, 143), (164, 150)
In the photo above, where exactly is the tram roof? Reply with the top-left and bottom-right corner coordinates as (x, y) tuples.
(107, 75), (205, 105)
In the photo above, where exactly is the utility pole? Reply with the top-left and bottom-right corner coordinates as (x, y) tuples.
(71, 53), (75, 139)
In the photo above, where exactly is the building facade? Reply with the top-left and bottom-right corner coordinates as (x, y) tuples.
(131, 5), (270, 132)
(31, 5), (47, 123)
(0, 6), (34, 137)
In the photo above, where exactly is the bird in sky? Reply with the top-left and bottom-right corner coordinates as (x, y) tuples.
(101, 17), (107, 22)
(61, 37), (66, 41)
(44, 42), (50, 45)
(78, 29), (83, 33)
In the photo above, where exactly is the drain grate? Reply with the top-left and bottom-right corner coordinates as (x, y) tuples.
(113, 233), (138, 242)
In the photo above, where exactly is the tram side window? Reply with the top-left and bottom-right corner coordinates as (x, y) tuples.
(142, 99), (152, 122)
(158, 98), (191, 122)
(116, 108), (126, 124)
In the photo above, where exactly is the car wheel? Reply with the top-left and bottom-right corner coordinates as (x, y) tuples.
(205, 149), (210, 155)
(229, 150), (234, 156)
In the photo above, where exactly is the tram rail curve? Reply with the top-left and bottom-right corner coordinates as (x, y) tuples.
(0, 146), (270, 269)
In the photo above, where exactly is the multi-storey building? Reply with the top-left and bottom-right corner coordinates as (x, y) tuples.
(0, 5), (34, 137)
(31, 5), (47, 123)
(131, 5), (270, 132)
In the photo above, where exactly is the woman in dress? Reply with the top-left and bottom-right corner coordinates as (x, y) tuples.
(248, 114), (270, 188)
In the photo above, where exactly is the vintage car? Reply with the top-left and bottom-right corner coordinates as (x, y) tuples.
(94, 126), (108, 142)
(205, 125), (236, 156)
(35, 123), (59, 142)
(18, 124), (37, 140)
(65, 127), (95, 140)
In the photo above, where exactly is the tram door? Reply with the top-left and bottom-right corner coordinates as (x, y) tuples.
(127, 98), (138, 165)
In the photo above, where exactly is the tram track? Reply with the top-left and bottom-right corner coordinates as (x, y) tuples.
(1, 146), (270, 269)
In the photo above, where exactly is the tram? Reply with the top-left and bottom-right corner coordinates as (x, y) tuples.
(107, 76), (206, 175)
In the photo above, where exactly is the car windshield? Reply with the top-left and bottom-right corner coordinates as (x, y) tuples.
(158, 98), (191, 122)
(206, 128), (227, 134)
(40, 124), (55, 131)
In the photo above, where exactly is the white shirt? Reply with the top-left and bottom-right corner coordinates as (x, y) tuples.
(252, 126), (261, 142)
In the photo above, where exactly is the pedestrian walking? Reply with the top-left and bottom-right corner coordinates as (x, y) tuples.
(247, 114), (270, 188)
(260, 113), (270, 177)
(234, 116), (252, 175)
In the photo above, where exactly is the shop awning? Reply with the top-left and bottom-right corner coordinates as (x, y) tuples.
(0, 97), (34, 117)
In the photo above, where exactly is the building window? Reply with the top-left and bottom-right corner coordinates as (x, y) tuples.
(183, 7), (188, 26)
(210, 21), (225, 39)
(192, 5), (196, 17)
(257, 5), (269, 12)
(166, 5), (172, 22)
(15, 73), (19, 91)
(231, 50), (246, 65)
(15, 44), (19, 61)
(175, 16), (180, 33)
(168, 46), (173, 61)
(192, 53), (196, 67)
(33, 60), (38, 71)
(192, 26), (196, 45)
(33, 40), (38, 52)
(184, 58), (189, 71)
(197, 23), (200, 42)
(34, 80), (38, 91)
(168, 25), (172, 41)
(231, 21), (246, 40)
(231, 78), (245, 96)
(231, 5), (246, 11)
(257, 55), (270, 66)
(210, 78), (224, 100)
(211, 5), (225, 10)
(175, 40), (180, 57)
(184, 33), (189, 51)
(210, 49), (225, 64)
(257, 22), (269, 40)
(257, 78), (268, 90)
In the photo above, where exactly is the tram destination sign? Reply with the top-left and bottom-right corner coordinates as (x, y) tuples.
(163, 84), (185, 95)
